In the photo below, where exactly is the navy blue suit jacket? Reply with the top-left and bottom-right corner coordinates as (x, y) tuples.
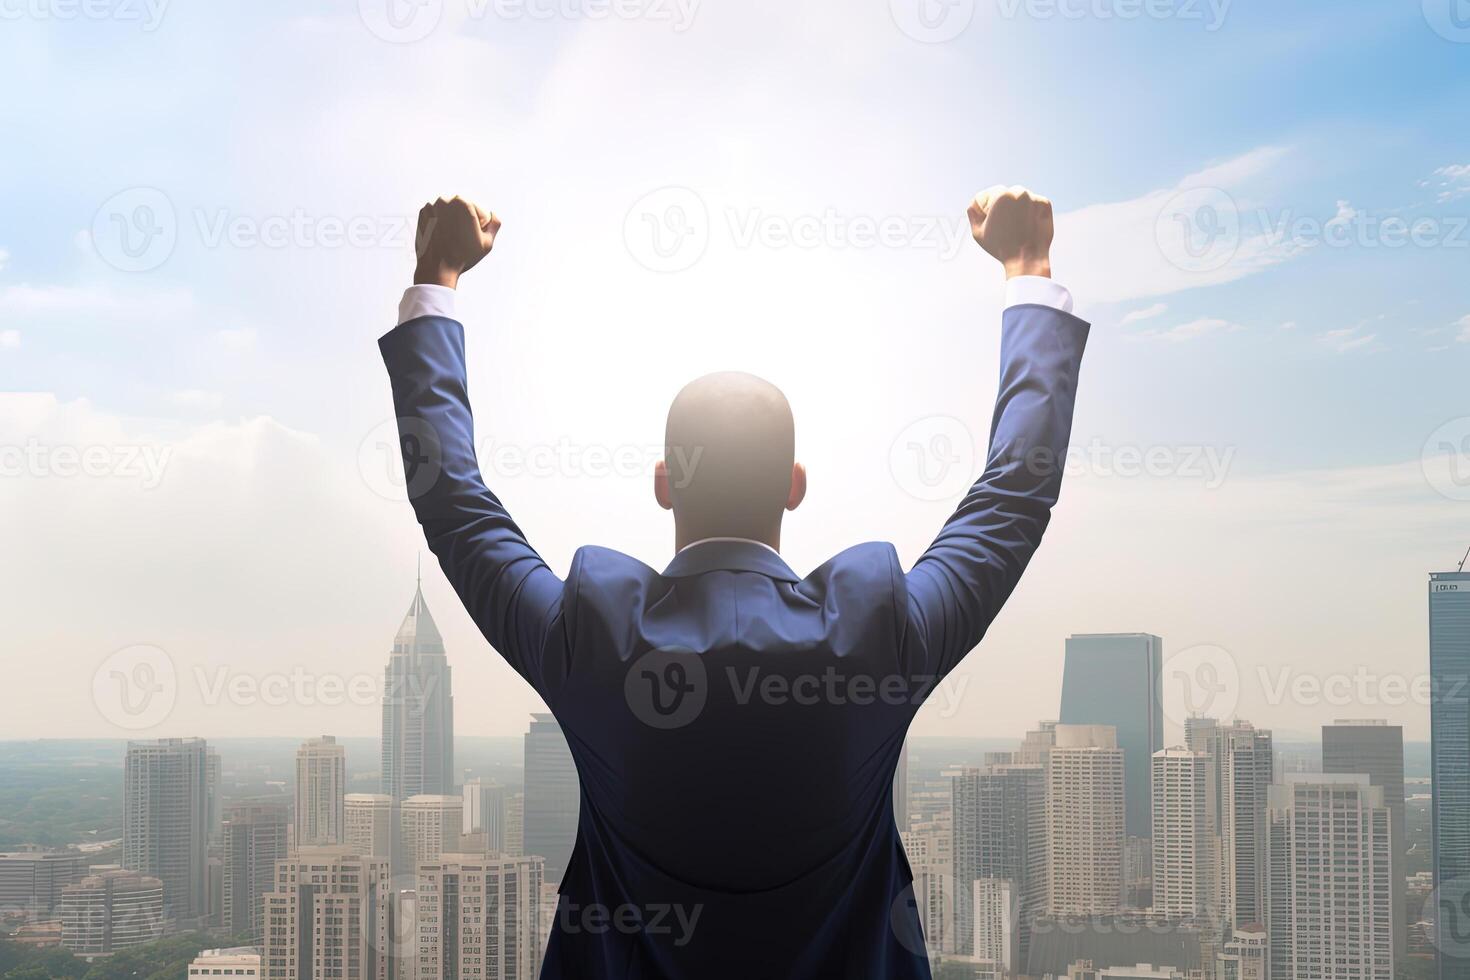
(380, 303), (1089, 979)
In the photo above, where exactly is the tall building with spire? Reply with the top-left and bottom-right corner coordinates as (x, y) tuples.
(382, 573), (456, 876)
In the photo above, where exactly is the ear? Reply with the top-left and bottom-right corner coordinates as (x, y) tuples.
(786, 462), (807, 512)
(654, 459), (674, 511)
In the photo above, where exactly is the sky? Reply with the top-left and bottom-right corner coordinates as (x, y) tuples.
(0, 0), (1467, 744)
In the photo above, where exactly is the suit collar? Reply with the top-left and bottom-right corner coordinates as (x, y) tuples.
(661, 538), (800, 582)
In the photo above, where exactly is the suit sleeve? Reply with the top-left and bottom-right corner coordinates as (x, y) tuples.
(379, 315), (567, 697)
(902, 303), (1089, 681)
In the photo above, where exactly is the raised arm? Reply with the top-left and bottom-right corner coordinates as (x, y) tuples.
(902, 186), (1090, 681)
(378, 197), (567, 696)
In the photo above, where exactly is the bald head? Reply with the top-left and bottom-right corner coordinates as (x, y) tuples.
(657, 371), (804, 549)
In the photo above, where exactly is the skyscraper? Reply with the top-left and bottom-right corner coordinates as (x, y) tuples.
(382, 577), (455, 802)
(1431, 570), (1470, 980)
(345, 794), (394, 860)
(1046, 724), (1126, 915)
(1220, 722), (1273, 930)
(261, 847), (396, 980)
(463, 778), (508, 851)
(1151, 748), (1210, 917)
(952, 764), (1045, 959)
(523, 714), (578, 882)
(123, 737), (211, 923)
(1266, 774), (1395, 980)
(221, 798), (290, 939)
(295, 736), (347, 847)
(1059, 634), (1163, 840)
(1323, 719), (1406, 966)
(414, 852), (546, 980)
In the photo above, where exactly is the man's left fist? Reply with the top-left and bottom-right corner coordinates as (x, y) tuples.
(415, 196), (500, 289)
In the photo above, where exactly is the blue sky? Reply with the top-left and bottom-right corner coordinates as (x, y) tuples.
(1, 0), (1467, 740)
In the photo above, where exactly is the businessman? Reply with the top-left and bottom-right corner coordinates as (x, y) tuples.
(379, 185), (1089, 979)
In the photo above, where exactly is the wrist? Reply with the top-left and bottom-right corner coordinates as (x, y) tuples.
(414, 261), (460, 289)
(1003, 255), (1051, 280)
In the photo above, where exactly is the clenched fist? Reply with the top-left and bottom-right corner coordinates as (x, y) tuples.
(968, 185), (1053, 279)
(414, 196), (501, 289)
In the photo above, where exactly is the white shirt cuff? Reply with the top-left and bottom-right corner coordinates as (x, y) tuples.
(397, 284), (457, 325)
(1004, 276), (1073, 314)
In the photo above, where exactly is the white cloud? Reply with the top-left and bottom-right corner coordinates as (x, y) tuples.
(1422, 164), (1470, 203)
(1136, 317), (1242, 343)
(0, 283), (193, 319)
(169, 389), (224, 411)
(1318, 326), (1378, 353)
(1121, 302), (1168, 325)
(1454, 314), (1470, 343)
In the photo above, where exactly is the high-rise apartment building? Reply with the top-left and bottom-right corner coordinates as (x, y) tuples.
(414, 852), (546, 980)
(1220, 722), (1273, 929)
(952, 764), (1045, 959)
(123, 737), (211, 923)
(261, 847), (397, 980)
(463, 778), (509, 851)
(400, 795), (464, 870)
(1151, 748), (1210, 917)
(1046, 724), (1126, 916)
(59, 867), (165, 956)
(1265, 774), (1394, 980)
(345, 794), (394, 860)
(296, 736), (347, 847)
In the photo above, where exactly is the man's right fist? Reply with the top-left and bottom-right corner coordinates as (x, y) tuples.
(967, 185), (1053, 280)
(414, 196), (501, 289)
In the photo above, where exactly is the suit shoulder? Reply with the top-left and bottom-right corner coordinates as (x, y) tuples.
(568, 545), (661, 586)
(802, 541), (902, 592)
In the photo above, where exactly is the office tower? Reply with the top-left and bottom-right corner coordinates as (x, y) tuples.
(523, 714), (578, 882)
(382, 577), (456, 802)
(345, 794), (394, 859)
(894, 738), (910, 832)
(59, 867), (165, 955)
(972, 877), (1019, 976)
(188, 947), (262, 979)
(206, 748), (223, 844)
(1183, 717), (1223, 917)
(221, 799), (290, 938)
(415, 852), (546, 980)
(1220, 722), (1273, 929)
(505, 794), (524, 857)
(0, 850), (87, 915)
(400, 795), (463, 869)
(261, 847), (396, 980)
(901, 825), (955, 957)
(1324, 719), (1406, 965)
(1046, 724), (1125, 915)
(1431, 571), (1470, 980)
(123, 737), (211, 923)
(296, 736), (347, 847)
(1217, 927), (1268, 980)
(1059, 634), (1163, 840)
(952, 764), (1045, 959)
(1265, 774), (1394, 980)
(1151, 748), (1210, 917)
(463, 778), (508, 851)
